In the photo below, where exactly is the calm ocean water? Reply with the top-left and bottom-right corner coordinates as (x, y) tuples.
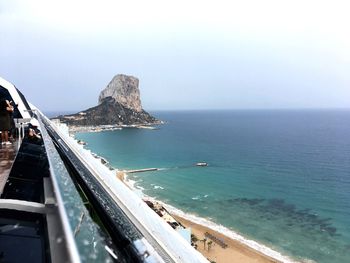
(75, 110), (350, 263)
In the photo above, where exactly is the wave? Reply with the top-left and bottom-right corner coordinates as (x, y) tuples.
(192, 194), (209, 200)
(125, 176), (146, 192)
(158, 167), (170, 171)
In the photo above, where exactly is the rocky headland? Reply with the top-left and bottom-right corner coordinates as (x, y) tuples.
(55, 74), (161, 131)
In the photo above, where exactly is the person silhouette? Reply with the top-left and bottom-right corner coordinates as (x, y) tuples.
(0, 100), (14, 145)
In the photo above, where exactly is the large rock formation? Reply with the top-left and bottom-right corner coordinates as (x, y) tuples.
(56, 74), (159, 126)
(98, 74), (142, 112)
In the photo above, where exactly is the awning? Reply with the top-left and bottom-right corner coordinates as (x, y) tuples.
(0, 76), (32, 119)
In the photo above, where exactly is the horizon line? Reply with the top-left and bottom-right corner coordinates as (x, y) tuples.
(43, 107), (350, 113)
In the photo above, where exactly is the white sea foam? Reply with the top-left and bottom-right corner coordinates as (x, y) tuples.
(124, 177), (145, 198)
(136, 185), (145, 191)
(129, 179), (145, 191)
(192, 194), (209, 200)
(154, 185), (165, 190)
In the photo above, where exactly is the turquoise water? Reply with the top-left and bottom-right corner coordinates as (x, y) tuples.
(76, 110), (350, 262)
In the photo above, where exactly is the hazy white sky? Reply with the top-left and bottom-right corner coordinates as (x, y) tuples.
(1, 0), (349, 111)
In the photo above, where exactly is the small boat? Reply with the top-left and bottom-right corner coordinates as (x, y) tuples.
(196, 162), (208, 167)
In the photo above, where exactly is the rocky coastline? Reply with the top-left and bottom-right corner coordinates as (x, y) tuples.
(54, 74), (161, 129)
(67, 122), (163, 134)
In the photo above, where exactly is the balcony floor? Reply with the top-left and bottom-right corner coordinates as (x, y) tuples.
(0, 140), (19, 195)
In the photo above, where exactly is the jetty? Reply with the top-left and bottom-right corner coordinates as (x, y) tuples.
(125, 168), (159, 173)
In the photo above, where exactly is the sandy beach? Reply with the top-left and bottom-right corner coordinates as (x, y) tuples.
(117, 170), (281, 263)
(116, 170), (126, 181)
(173, 215), (279, 263)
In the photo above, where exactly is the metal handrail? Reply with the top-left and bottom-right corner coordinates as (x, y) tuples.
(37, 113), (82, 263)
(42, 116), (208, 263)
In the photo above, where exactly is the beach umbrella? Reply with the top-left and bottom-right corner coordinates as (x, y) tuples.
(0, 76), (32, 120)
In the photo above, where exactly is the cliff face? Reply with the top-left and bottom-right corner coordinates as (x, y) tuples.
(98, 74), (142, 112)
(57, 74), (159, 126)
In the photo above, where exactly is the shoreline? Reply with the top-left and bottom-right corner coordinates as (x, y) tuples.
(173, 214), (279, 263)
(119, 171), (297, 263)
(68, 126), (297, 263)
(52, 121), (164, 134)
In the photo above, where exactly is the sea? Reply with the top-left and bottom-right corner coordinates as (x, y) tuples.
(68, 110), (350, 263)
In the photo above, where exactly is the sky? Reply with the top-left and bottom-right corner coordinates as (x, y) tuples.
(0, 0), (349, 112)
